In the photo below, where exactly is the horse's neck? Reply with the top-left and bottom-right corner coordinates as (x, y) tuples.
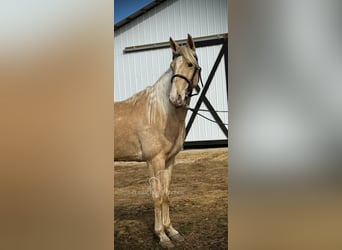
(147, 69), (188, 124)
(151, 68), (173, 102)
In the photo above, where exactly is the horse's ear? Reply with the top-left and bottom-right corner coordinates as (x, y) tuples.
(187, 34), (196, 51)
(169, 37), (179, 53)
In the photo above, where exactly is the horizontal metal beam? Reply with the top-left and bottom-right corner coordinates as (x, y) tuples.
(184, 139), (228, 149)
(123, 33), (228, 53)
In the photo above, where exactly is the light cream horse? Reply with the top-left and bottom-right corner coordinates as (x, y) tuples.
(114, 34), (200, 248)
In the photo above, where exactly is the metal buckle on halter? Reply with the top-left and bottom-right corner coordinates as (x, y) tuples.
(188, 66), (202, 97)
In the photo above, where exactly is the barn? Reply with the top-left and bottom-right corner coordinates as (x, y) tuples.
(114, 0), (228, 148)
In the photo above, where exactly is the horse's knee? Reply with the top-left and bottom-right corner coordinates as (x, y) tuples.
(162, 191), (170, 203)
(152, 192), (163, 206)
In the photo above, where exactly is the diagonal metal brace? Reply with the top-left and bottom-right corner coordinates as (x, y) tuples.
(186, 44), (227, 137)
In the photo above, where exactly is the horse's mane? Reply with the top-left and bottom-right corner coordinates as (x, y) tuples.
(125, 69), (173, 125)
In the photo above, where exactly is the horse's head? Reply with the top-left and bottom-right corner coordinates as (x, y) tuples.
(169, 34), (201, 107)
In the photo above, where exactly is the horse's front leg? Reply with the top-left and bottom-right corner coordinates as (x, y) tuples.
(162, 158), (185, 242)
(148, 155), (174, 248)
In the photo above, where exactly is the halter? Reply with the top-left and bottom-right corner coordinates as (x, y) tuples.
(170, 54), (202, 98)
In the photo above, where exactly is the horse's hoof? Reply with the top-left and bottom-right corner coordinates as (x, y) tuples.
(169, 233), (185, 242)
(159, 240), (175, 248)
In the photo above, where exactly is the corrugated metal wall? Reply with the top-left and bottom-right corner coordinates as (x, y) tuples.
(114, 0), (228, 142)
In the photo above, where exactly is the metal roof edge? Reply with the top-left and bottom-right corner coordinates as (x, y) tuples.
(114, 0), (167, 31)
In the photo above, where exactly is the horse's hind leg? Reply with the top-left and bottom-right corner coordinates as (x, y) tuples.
(148, 155), (174, 248)
(162, 158), (185, 242)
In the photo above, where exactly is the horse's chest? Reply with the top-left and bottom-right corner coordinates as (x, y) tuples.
(165, 126), (185, 159)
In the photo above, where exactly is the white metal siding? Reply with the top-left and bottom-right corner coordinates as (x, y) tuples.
(114, 0), (228, 142)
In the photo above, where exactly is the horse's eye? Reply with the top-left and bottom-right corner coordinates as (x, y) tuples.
(187, 63), (193, 67)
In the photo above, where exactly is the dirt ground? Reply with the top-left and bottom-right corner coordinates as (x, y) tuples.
(114, 148), (228, 249)
(114, 148), (228, 250)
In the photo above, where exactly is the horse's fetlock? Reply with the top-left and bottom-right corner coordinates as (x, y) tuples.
(154, 227), (165, 236)
(163, 222), (172, 229)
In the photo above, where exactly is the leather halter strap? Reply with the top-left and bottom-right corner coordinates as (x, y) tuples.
(170, 66), (201, 97)
(170, 53), (201, 97)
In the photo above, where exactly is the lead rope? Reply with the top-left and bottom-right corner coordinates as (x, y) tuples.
(186, 69), (229, 126)
(186, 107), (229, 126)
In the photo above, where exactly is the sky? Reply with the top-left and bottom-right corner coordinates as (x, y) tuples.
(114, 0), (154, 24)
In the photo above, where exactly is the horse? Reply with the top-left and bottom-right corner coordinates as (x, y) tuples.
(114, 34), (201, 248)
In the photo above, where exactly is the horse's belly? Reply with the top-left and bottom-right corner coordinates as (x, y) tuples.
(114, 140), (143, 161)
(114, 129), (143, 161)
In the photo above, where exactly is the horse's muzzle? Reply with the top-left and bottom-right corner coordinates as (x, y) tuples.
(169, 97), (187, 108)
